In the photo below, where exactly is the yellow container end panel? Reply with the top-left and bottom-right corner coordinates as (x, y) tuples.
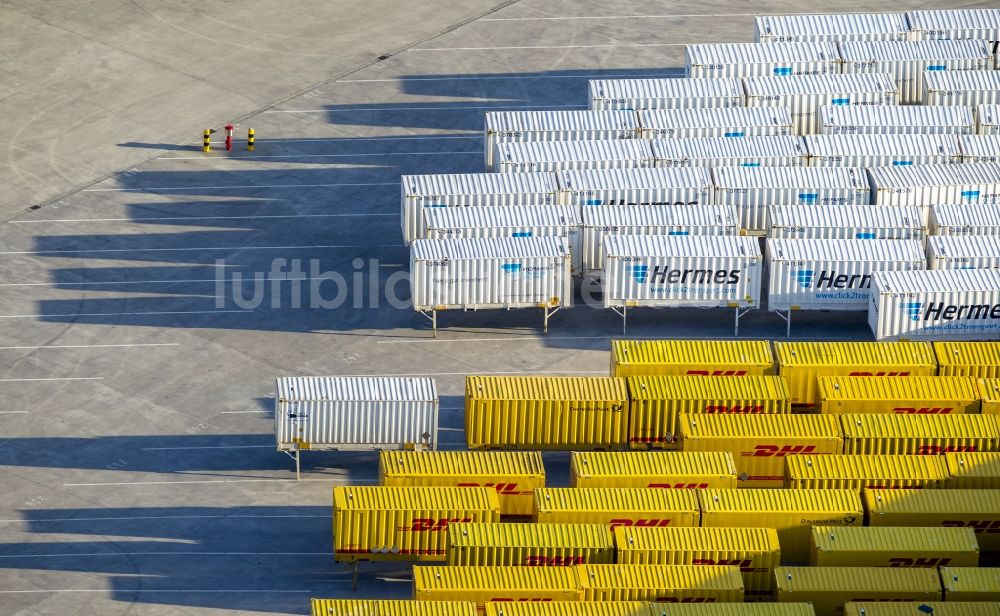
(773, 566), (943, 616)
(699, 489), (864, 565)
(947, 453), (1000, 489)
(378, 451), (546, 518)
(532, 488), (700, 528)
(940, 566), (1000, 601)
(809, 525), (980, 568)
(483, 601), (652, 616)
(570, 452), (738, 490)
(464, 376), (629, 451)
(817, 376), (981, 415)
(979, 379), (1000, 415)
(445, 522), (615, 566)
(934, 342), (1000, 378)
(576, 564), (744, 603)
(774, 341), (937, 409)
(678, 413), (843, 488)
(863, 489), (1000, 553)
(625, 375), (791, 450)
(612, 526), (780, 600)
(643, 605), (818, 616)
(784, 455), (949, 490)
(332, 486), (500, 563)
(311, 600), (479, 616)
(845, 604), (1000, 616)
(610, 339), (775, 378)
(412, 566), (582, 609)
(839, 414), (1000, 456)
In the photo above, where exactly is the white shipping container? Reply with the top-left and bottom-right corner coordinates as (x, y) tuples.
(958, 135), (1000, 164)
(930, 203), (1000, 236)
(820, 104), (975, 135)
(401, 172), (559, 246)
(685, 42), (841, 78)
(978, 104), (1000, 135)
(867, 164), (1000, 219)
(755, 13), (910, 43)
(838, 40), (993, 104)
(868, 268), (1000, 341)
(557, 167), (713, 207)
(483, 110), (639, 169)
(713, 166), (871, 236)
(589, 77), (745, 110)
(906, 9), (1000, 50)
(580, 204), (740, 276)
(650, 135), (807, 168)
(493, 140), (654, 173)
(925, 70), (1000, 106)
(767, 238), (926, 314)
(926, 235), (1000, 270)
(637, 107), (794, 138)
(743, 73), (897, 135)
(804, 133), (962, 167)
(424, 205), (583, 276)
(768, 204), (926, 240)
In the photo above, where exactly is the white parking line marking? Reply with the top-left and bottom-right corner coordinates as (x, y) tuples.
(378, 335), (613, 344)
(258, 135), (480, 142)
(0, 309), (251, 319)
(155, 150), (480, 160)
(0, 514), (325, 523)
(11, 213), (396, 224)
(338, 72), (677, 83)
(142, 445), (272, 451)
(0, 377), (103, 382)
(480, 12), (786, 20)
(64, 477), (372, 486)
(267, 104), (586, 113)
(414, 43), (686, 50)
(218, 410), (268, 414)
(83, 182), (396, 192)
(0, 411), (29, 414)
(1, 244), (397, 255)
(0, 589), (313, 594)
(0, 552), (330, 558)
(0, 343), (180, 350)
(344, 370), (608, 376)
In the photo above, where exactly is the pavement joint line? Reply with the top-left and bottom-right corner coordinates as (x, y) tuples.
(0, 275), (391, 287)
(480, 12), (827, 20)
(0, 377), (104, 382)
(257, 135), (481, 142)
(219, 410), (268, 414)
(63, 477), (364, 486)
(0, 515), (326, 523)
(11, 213), (397, 224)
(82, 182), (397, 192)
(0, 411), (29, 414)
(378, 335), (616, 344)
(0, 309), (252, 319)
(0, 343), (180, 350)
(0, 552), (331, 559)
(142, 445), (273, 451)
(154, 150), (480, 161)
(338, 71), (680, 83)
(1, 244), (399, 255)
(265, 104), (586, 113)
(413, 43), (687, 50)
(0, 589), (314, 594)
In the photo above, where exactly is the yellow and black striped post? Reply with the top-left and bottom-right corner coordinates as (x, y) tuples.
(202, 129), (211, 152)
(247, 128), (255, 152)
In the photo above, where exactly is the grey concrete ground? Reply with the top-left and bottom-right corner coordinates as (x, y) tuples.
(0, 0), (995, 614)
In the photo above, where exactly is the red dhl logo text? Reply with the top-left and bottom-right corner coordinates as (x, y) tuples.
(456, 482), (524, 495)
(943, 520), (1000, 533)
(888, 557), (952, 567)
(400, 517), (472, 532)
(491, 598), (553, 603)
(524, 555), (583, 566)
(894, 407), (953, 414)
(609, 518), (673, 528)
(916, 444), (976, 455)
(848, 371), (910, 376)
(655, 598), (717, 603)
(648, 483), (709, 489)
(704, 405), (764, 413)
(692, 558), (763, 572)
(742, 445), (816, 458)
(865, 485), (924, 490)
(687, 370), (746, 376)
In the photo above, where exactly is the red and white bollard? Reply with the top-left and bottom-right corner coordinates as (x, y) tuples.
(224, 123), (234, 151)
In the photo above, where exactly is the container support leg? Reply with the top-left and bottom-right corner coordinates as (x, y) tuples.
(352, 562), (359, 591)
(774, 310), (792, 338)
(734, 307), (751, 337)
(295, 448), (301, 481)
(609, 306), (627, 335)
(543, 307), (561, 334)
(418, 310), (438, 338)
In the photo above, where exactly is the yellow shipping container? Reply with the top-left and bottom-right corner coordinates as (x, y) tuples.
(446, 522), (615, 566)
(846, 604), (1000, 616)
(934, 342), (1000, 378)
(784, 455), (949, 490)
(773, 342), (937, 409)
(483, 602), (651, 616)
(677, 413), (843, 488)
(570, 451), (738, 490)
(311, 600), (478, 616)
(864, 489), (1000, 553)
(610, 339), (775, 378)
(532, 488), (700, 528)
(817, 376), (981, 415)
(947, 452), (1000, 489)
(625, 375), (791, 450)
(774, 566), (943, 616)
(378, 451), (545, 519)
(979, 379), (1000, 415)
(839, 414), (1000, 456)
(612, 526), (780, 600)
(576, 564), (744, 603)
(699, 489), (863, 564)
(940, 567), (1000, 601)
(809, 525), (979, 568)
(332, 486), (500, 563)
(465, 376), (628, 451)
(412, 566), (581, 610)
(644, 606), (817, 616)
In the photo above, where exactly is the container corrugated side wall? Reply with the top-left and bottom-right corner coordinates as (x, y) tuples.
(610, 339), (776, 378)
(863, 488), (1000, 553)
(532, 487), (701, 528)
(783, 454), (950, 490)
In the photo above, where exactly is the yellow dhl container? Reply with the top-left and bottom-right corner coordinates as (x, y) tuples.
(465, 376), (628, 451)
(446, 522), (615, 566)
(532, 487), (700, 528)
(576, 564), (744, 603)
(378, 451), (545, 519)
(947, 452), (1000, 489)
(846, 604), (1000, 616)
(784, 455), (950, 490)
(699, 489), (863, 565)
(644, 605), (818, 616)
(610, 339), (775, 378)
(331, 486), (500, 563)
(774, 566), (943, 616)
(677, 413), (843, 489)
(412, 566), (581, 610)
(839, 414), (1000, 456)
(612, 526), (780, 600)
(934, 342), (1000, 378)
(817, 376), (981, 415)
(864, 489), (1000, 553)
(773, 341), (937, 409)
(311, 600), (478, 616)
(483, 601), (651, 616)
(570, 451), (737, 490)
(979, 379), (1000, 415)
(809, 525), (980, 568)
(940, 566), (1000, 601)
(626, 375), (791, 450)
